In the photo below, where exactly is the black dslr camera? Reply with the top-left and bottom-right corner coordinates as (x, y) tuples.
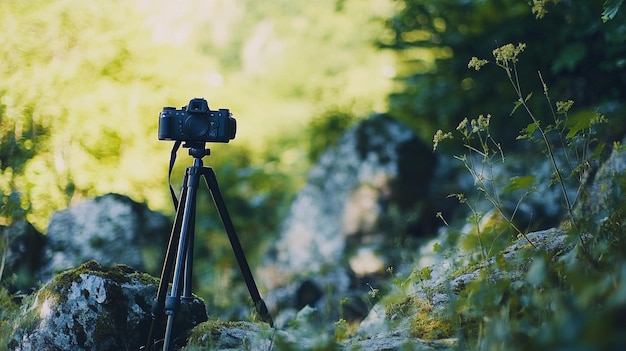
(158, 98), (236, 143)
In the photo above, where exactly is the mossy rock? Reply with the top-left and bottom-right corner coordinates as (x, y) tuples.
(9, 260), (207, 351)
(186, 320), (276, 350)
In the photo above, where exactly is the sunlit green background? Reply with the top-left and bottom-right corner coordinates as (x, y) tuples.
(0, 0), (396, 231)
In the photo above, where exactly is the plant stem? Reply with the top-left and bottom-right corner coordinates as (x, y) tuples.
(506, 65), (576, 227)
(0, 233), (8, 283)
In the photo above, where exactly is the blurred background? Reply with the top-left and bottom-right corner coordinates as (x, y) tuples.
(2, 0), (624, 315)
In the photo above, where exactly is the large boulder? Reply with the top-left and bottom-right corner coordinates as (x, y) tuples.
(264, 114), (436, 284)
(9, 260), (207, 351)
(42, 193), (171, 280)
(259, 114), (438, 330)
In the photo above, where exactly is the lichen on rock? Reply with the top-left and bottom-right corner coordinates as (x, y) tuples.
(9, 260), (207, 351)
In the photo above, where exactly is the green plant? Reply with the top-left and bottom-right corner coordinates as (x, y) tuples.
(0, 286), (20, 351)
(480, 43), (606, 260)
(433, 107), (535, 265)
(430, 41), (624, 350)
(436, 42), (607, 260)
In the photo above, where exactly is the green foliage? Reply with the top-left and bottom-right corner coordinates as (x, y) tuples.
(452, 238), (626, 350)
(382, 0), (626, 144)
(3, 0), (626, 348)
(0, 287), (19, 351)
(406, 2), (626, 344)
(307, 109), (356, 162)
(0, 0), (393, 228)
(435, 39), (611, 267)
(427, 36), (625, 351)
(0, 0), (198, 228)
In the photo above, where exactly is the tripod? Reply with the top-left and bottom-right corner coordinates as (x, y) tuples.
(143, 142), (273, 351)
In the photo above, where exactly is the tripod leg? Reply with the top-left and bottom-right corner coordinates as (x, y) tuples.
(202, 167), (274, 327)
(162, 165), (201, 351)
(143, 182), (189, 351)
(183, 208), (195, 298)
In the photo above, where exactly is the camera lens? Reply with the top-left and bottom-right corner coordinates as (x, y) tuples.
(184, 115), (209, 138)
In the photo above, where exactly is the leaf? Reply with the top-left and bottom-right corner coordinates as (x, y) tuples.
(517, 122), (538, 140)
(526, 257), (547, 286)
(433, 242), (441, 253)
(524, 92), (533, 102)
(503, 176), (536, 193)
(602, 0), (624, 22)
(565, 110), (596, 139)
(592, 142), (606, 159)
(511, 100), (523, 116)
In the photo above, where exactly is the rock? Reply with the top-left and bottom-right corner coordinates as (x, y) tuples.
(42, 193), (170, 281)
(264, 114), (435, 284)
(347, 332), (457, 351)
(355, 227), (573, 345)
(185, 319), (458, 351)
(0, 220), (46, 292)
(9, 260), (207, 351)
(259, 115), (437, 333)
(263, 267), (362, 328)
(355, 303), (389, 337)
(574, 141), (626, 229)
(186, 321), (278, 351)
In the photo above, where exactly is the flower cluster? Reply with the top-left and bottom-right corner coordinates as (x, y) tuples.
(455, 114), (491, 137)
(556, 100), (574, 114)
(530, 0), (561, 19)
(468, 57), (489, 71)
(432, 129), (452, 151)
(468, 43), (527, 71)
(433, 113), (495, 152)
(492, 43), (526, 65)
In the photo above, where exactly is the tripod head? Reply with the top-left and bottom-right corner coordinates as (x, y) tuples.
(183, 142), (210, 159)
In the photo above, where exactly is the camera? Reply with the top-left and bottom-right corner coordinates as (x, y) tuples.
(158, 98), (236, 143)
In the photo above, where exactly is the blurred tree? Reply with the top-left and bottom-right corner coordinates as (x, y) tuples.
(381, 0), (626, 145)
(0, 0), (210, 229)
(307, 109), (356, 162)
(188, 0), (396, 147)
(1, 0), (395, 230)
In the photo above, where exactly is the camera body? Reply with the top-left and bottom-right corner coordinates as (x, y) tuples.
(158, 98), (236, 143)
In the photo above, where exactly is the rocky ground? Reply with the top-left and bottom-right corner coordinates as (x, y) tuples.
(3, 116), (626, 350)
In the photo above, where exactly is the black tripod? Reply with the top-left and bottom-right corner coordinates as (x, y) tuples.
(143, 142), (273, 351)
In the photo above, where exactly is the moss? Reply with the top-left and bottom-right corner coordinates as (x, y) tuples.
(186, 320), (266, 349)
(383, 295), (455, 340)
(384, 295), (418, 320)
(53, 260), (157, 290)
(36, 260), (148, 311)
(188, 320), (227, 344)
(408, 299), (454, 340)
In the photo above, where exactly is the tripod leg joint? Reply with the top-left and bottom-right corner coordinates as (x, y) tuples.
(164, 296), (180, 316)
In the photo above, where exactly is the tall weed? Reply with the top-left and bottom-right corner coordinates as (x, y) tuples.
(431, 42), (620, 349)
